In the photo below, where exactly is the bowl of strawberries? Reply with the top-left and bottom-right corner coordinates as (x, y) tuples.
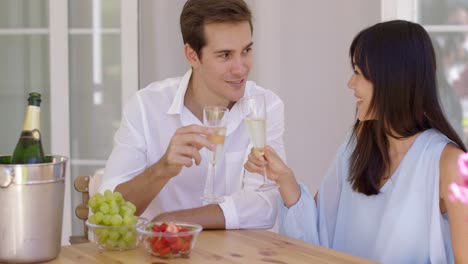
(137, 221), (202, 258)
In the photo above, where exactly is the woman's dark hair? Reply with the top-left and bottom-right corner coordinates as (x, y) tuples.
(348, 20), (466, 195)
(180, 0), (253, 59)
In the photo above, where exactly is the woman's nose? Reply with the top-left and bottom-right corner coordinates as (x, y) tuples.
(347, 76), (354, 90)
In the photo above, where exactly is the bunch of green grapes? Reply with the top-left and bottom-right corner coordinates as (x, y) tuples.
(87, 190), (139, 250)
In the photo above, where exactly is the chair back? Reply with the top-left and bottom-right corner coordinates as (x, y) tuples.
(69, 175), (89, 244)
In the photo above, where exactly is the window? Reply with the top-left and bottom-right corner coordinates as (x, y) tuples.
(384, 0), (468, 144)
(0, 0), (138, 244)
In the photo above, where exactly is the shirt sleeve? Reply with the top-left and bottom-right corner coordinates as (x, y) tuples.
(219, 92), (286, 229)
(98, 93), (147, 193)
(316, 143), (345, 247)
(278, 182), (320, 244)
(277, 142), (347, 246)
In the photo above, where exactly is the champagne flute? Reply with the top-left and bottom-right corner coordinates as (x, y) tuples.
(201, 106), (228, 204)
(240, 94), (278, 192)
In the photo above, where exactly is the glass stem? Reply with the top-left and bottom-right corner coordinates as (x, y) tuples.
(262, 164), (269, 185)
(241, 169), (246, 189)
(205, 162), (215, 198)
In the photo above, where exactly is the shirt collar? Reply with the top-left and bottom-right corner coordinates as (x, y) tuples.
(166, 69), (256, 135)
(167, 69), (192, 115)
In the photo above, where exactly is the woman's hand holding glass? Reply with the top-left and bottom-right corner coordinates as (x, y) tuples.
(244, 145), (301, 207)
(239, 94), (278, 191)
(244, 145), (286, 181)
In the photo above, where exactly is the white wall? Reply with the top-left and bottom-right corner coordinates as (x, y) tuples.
(139, 0), (380, 193)
(249, 1), (381, 191)
(139, 0), (187, 85)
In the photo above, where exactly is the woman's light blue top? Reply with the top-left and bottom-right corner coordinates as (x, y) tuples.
(279, 129), (454, 263)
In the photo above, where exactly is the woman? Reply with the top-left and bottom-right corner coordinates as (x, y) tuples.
(245, 20), (468, 263)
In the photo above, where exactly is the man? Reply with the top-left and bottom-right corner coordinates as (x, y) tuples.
(99, 0), (286, 230)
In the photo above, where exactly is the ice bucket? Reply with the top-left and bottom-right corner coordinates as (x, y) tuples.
(0, 155), (68, 263)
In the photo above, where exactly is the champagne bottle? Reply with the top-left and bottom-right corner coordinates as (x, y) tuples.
(11, 92), (45, 164)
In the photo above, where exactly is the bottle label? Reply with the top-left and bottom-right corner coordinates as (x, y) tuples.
(30, 106), (40, 113)
(11, 94), (45, 164)
(23, 105), (40, 131)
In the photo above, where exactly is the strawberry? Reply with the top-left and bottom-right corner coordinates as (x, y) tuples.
(180, 241), (191, 252)
(152, 224), (162, 232)
(162, 236), (177, 244)
(146, 236), (157, 244)
(169, 237), (184, 252)
(181, 234), (193, 243)
(166, 223), (178, 233)
(151, 239), (164, 252)
(158, 246), (171, 257)
(178, 227), (189, 232)
(147, 223), (196, 257)
(152, 223), (168, 232)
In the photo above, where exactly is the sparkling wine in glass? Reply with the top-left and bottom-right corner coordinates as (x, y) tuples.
(240, 94), (278, 192)
(202, 106), (228, 204)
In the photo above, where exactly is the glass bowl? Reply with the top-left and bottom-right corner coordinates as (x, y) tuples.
(137, 221), (202, 258)
(86, 217), (147, 251)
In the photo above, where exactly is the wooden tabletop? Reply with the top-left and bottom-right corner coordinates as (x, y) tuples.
(48, 230), (376, 264)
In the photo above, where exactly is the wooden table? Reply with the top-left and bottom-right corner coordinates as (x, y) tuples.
(48, 230), (376, 264)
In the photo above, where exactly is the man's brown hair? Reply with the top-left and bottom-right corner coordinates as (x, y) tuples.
(180, 0), (253, 58)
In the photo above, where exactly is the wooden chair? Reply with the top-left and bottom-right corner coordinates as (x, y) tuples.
(69, 175), (90, 244)
(68, 169), (104, 244)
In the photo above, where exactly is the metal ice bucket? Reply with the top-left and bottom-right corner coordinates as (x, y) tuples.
(0, 155), (68, 263)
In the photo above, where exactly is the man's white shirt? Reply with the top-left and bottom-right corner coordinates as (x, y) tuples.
(99, 69), (286, 229)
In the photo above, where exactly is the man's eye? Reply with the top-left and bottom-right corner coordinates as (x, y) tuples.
(243, 47), (252, 53)
(219, 53), (230, 59)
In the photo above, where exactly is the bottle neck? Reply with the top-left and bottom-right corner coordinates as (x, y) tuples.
(23, 105), (41, 131)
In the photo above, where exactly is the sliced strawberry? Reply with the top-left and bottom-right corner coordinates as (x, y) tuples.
(152, 224), (162, 232)
(158, 246), (172, 257)
(169, 237), (184, 251)
(166, 223), (178, 233)
(147, 236), (157, 244)
(151, 239), (164, 252)
(178, 227), (189, 232)
(180, 241), (191, 252)
(162, 236), (177, 244)
(181, 234), (193, 243)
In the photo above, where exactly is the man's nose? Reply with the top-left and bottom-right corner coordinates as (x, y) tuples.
(231, 56), (247, 76)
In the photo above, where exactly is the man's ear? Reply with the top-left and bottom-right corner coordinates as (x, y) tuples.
(184, 43), (200, 68)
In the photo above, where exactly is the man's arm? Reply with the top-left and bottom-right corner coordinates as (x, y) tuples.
(115, 161), (170, 216)
(150, 91), (285, 230)
(152, 204), (225, 229)
(113, 124), (215, 215)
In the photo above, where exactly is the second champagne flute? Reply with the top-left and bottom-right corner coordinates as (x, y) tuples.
(240, 94), (278, 192)
(201, 106), (228, 204)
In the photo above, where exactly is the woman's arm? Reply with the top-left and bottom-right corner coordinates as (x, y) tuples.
(440, 144), (468, 263)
